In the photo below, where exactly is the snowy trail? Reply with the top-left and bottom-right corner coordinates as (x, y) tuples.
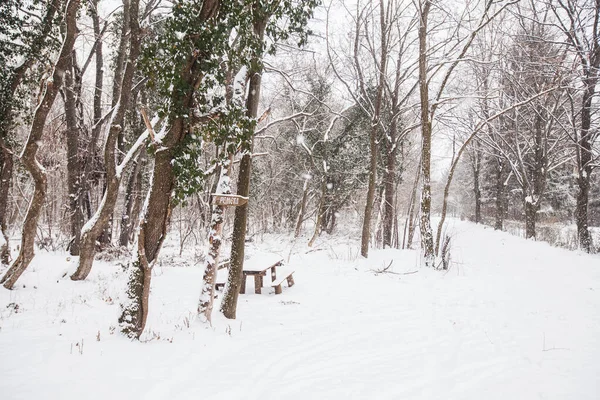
(1, 221), (599, 399)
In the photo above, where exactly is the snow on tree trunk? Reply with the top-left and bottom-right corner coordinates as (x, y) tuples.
(198, 158), (232, 323)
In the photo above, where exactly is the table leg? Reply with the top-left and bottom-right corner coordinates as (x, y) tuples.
(240, 274), (246, 294)
(270, 266), (276, 282)
(254, 275), (263, 294)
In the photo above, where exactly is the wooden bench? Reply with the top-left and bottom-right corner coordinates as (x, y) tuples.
(269, 268), (295, 295)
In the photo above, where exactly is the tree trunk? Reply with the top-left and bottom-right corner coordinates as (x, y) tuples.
(0, 146), (13, 264)
(220, 15), (266, 319)
(294, 177), (310, 238)
(382, 125), (397, 248)
(494, 158), (505, 230)
(119, 122), (182, 338)
(0, 0), (61, 264)
(524, 199), (537, 239)
(1, 0), (80, 289)
(308, 179), (326, 248)
(575, 82), (596, 252)
(417, 1), (435, 266)
(119, 151), (144, 247)
(472, 143), (481, 224)
(63, 52), (85, 255)
(198, 155), (233, 322)
(403, 162), (420, 249)
(97, 0), (131, 248)
(71, 0), (141, 281)
(82, 0), (103, 224)
(360, 0), (388, 258)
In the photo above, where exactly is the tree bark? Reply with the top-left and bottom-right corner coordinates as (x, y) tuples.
(1, 0), (80, 289)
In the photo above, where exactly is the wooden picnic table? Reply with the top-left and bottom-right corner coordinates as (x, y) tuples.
(240, 258), (283, 294)
(215, 253), (294, 295)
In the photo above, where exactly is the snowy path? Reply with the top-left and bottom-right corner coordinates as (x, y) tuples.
(1, 221), (599, 399)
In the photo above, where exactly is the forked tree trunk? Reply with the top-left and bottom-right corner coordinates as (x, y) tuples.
(119, 121), (183, 338)
(71, 0), (141, 281)
(1, 0), (80, 289)
(220, 15), (266, 319)
(119, 0), (221, 338)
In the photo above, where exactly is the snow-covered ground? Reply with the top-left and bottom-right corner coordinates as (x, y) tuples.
(1, 220), (599, 399)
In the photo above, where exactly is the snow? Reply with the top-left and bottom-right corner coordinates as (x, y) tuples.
(1, 221), (600, 399)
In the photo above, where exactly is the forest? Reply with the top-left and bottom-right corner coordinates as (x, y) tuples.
(0, 0), (600, 397)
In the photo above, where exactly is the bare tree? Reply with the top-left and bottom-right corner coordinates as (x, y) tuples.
(552, 0), (600, 252)
(417, 0), (516, 266)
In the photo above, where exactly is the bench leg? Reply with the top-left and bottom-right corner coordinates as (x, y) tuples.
(240, 275), (246, 294)
(254, 275), (263, 294)
(286, 274), (295, 287)
(274, 284), (282, 295)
